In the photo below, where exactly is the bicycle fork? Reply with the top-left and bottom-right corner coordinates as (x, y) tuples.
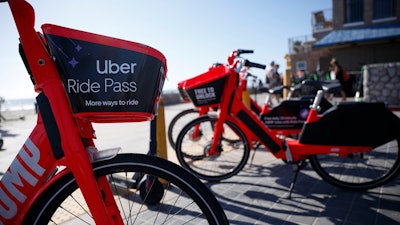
(39, 84), (125, 224)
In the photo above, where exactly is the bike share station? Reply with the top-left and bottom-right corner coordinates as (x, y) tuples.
(1, 0), (399, 223)
(168, 49), (400, 222)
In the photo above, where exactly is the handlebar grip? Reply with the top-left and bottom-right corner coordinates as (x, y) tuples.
(244, 60), (266, 70)
(237, 49), (254, 55)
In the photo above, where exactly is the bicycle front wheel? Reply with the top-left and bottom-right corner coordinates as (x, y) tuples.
(23, 154), (228, 225)
(309, 138), (400, 190)
(168, 108), (200, 149)
(175, 116), (250, 181)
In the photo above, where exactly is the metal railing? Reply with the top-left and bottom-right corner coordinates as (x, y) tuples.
(288, 35), (315, 55)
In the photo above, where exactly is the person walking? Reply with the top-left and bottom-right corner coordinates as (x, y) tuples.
(265, 61), (276, 86)
(265, 61), (281, 105)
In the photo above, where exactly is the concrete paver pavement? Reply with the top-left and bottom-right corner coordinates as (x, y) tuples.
(0, 102), (399, 225)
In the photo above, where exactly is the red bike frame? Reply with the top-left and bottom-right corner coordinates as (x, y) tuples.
(0, 1), (166, 224)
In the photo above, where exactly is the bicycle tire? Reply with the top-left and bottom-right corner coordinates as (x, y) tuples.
(175, 116), (250, 181)
(168, 108), (200, 149)
(22, 154), (229, 225)
(309, 137), (400, 190)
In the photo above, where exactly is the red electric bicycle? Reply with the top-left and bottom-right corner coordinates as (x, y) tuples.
(0, 0), (228, 224)
(168, 50), (334, 150)
(175, 49), (400, 194)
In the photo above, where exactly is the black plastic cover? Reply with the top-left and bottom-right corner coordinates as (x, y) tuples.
(299, 102), (400, 147)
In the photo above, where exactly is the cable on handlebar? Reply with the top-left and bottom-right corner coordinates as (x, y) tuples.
(245, 72), (258, 79)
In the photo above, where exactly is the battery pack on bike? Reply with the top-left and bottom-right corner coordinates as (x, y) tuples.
(42, 24), (167, 123)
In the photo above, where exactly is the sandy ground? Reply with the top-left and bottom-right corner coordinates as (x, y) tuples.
(0, 103), (192, 174)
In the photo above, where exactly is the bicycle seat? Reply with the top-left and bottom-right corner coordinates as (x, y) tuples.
(301, 80), (323, 89)
(321, 80), (342, 94)
(289, 84), (302, 92)
(257, 86), (270, 93)
(268, 86), (283, 94)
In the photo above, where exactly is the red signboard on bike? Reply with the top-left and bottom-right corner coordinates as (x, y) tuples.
(42, 24), (167, 122)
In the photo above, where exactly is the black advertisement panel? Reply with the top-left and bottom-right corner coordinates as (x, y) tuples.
(261, 100), (312, 129)
(185, 76), (228, 106)
(44, 31), (166, 121)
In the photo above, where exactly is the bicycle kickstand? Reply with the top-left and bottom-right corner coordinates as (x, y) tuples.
(249, 142), (261, 167)
(282, 138), (307, 199)
(287, 160), (307, 199)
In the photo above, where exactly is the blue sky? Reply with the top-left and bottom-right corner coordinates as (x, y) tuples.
(0, 0), (331, 99)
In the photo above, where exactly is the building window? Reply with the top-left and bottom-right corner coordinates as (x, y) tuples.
(373, 0), (395, 19)
(296, 61), (307, 71)
(345, 0), (364, 23)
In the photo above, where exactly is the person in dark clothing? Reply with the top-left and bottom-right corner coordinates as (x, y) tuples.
(330, 58), (351, 100)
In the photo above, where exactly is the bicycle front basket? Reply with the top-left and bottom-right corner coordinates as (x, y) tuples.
(42, 24), (167, 123)
(183, 65), (229, 107)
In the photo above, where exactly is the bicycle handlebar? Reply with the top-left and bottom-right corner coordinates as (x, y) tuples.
(229, 49), (253, 64)
(244, 59), (266, 70)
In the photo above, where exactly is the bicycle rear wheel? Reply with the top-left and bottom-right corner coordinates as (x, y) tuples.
(309, 138), (400, 190)
(23, 154), (228, 225)
(175, 116), (250, 181)
(168, 108), (199, 149)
